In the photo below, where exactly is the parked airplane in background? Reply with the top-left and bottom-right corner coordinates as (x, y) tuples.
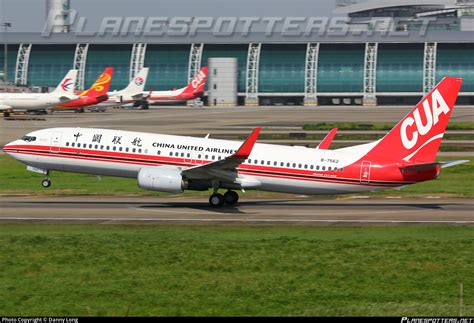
(0, 70), (79, 112)
(95, 68), (150, 109)
(145, 67), (208, 104)
(55, 67), (114, 112)
(3, 77), (468, 207)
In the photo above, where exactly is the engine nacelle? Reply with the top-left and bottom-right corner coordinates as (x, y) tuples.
(137, 166), (184, 193)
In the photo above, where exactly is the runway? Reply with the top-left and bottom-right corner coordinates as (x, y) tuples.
(0, 196), (473, 225)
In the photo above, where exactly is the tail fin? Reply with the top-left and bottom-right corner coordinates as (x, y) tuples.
(121, 68), (149, 95)
(367, 77), (463, 163)
(51, 70), (78, 96)
(182, 67), (208, 97)
(79, 67), (113, 98)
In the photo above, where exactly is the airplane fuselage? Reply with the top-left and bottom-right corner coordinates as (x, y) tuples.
(3, 127), (432, 195)
(0, 93), (67, 110)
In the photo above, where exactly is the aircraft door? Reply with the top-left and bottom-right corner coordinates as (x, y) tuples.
(50, 132), (62, 153)
(360, 161), (371, 184)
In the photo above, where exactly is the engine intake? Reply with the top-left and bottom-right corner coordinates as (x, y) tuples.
(137, 166), (184, 193)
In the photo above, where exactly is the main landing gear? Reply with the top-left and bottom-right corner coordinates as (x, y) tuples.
(41, 178), (51, 188)
(209, 190), (239, 207)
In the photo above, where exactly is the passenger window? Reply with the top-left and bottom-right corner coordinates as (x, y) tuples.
(310, 165), (314, 170)
(280, 162), (284, 167)
(340, 168), (344, 172)
(119, 147), (123, 152)
(95, 145), (98, 149)
(293, 163), (296, 168)
(113, 146), (117, 151)
(286, 163), (290, 167)
(169, 152), (173, 156)
(198, 154), (201, 159)
(100, 145), (104, 150)
(261, 161), (265, 165)
(304, 165), (308, 169)
(138, 149), (142, 153)
(71, 143), (75, 147)
(132, 148), (136, 153)
(205, 155), (209, 159)
(316, 166), (320, 170)
(107, 146), (110, 150)
(125, 147), (129, 152)
(274, 161), (277, 166)
(298, 164), (302, 168)
(157, 150), (160, 155)
(328, 167), (332, 171)
(187, 153), (190, 158)
(66, 142), (69, 147)
(322, 166), (326, 171)
(180, 153), (184, 157)
(83, 144), (86, 148)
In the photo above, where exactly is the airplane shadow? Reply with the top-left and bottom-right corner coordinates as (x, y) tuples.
(12, 199), (466, 215)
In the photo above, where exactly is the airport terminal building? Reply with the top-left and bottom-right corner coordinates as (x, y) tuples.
(0, 0), (473, 106)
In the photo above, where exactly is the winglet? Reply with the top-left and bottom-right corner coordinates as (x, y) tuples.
(317, 128), (338, 149)
(232, 127), (261, 159)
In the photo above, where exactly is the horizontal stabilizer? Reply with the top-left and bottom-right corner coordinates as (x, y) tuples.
(440, 160), (470, 169)
(58, 95), (79, 102)
(400, 160), (469, 172)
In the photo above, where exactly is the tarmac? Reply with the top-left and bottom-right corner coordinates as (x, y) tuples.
(1, 105), (473, 147)
(0, 195), (473, 225)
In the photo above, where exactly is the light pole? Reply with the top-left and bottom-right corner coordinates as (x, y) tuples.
(1, 22), (12, 82)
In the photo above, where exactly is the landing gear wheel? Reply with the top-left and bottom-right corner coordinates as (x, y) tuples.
(209, 193), (224, 207)
(41, 179), (51, 188)
(224, 190), (239, 205)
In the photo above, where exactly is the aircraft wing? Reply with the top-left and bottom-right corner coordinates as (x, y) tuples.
(130, 93), (145, 100)
(0, 105), (13, 111)
(182, 128), (261, 181)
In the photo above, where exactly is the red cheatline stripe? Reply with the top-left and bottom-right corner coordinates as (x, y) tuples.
(5, 146), (410, 188)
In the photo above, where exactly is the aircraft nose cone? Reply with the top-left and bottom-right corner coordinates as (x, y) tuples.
(2, 140), (16, 154)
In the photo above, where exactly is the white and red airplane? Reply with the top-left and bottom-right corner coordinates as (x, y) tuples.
(145, 67), (208, 104)
(3, 77), (468, 207)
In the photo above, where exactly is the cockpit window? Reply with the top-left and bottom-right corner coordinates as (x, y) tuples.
(21, 136), (36, 142)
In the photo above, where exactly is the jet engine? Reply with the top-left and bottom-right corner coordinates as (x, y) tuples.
(137, 166), (184, 193)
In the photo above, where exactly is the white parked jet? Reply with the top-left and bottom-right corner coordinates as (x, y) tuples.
(96, 68), (150, 108)
(0, 70), (79, 111)
(3, 77), (468, 207)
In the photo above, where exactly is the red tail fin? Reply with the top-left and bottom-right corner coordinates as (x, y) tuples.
(80, 67), (114, 98)
(182, 67), (208, 97)
(367, 77), (463, 163)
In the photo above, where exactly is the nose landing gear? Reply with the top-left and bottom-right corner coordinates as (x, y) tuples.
(41, 178), (51, 188)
